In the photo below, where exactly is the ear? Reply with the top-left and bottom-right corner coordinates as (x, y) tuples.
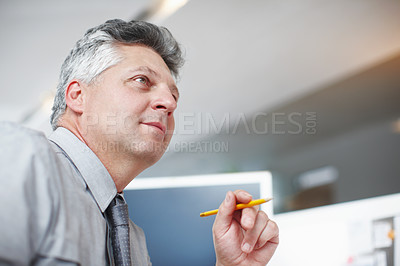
(65, 80), (85, 114)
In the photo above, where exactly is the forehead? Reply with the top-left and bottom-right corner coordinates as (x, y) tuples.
(115, 44), (171, 75)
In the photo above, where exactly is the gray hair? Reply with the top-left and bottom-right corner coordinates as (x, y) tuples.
(50, 19), (184, 130)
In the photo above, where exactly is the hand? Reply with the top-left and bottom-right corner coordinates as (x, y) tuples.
(212, 190), (279, 266)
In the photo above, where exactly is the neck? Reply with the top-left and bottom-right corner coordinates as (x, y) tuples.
(88, 147), (147, 192)
(59, 120), (147, 193)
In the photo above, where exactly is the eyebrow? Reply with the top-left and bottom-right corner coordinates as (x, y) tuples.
(131, 66), (180, 100)
(131, 66), (160, 78)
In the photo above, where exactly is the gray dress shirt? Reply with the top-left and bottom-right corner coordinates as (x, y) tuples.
(0, 122), (151, 265)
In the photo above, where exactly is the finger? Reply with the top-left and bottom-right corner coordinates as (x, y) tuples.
(255, 220), (279, 265)
(233, 190), (257, 230)
(233, 189), (252, 203)
(240, 205), (259, 230)
(254, 219), (279, 250)
(257, 236), (279, 266)
(241, 211), (269, 253)
(212, 191), (236, 237)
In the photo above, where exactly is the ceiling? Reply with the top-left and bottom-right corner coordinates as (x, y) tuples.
(0, 0), (150, 122)
(1, 0), (400, 143)
(1, 0), (400, 212)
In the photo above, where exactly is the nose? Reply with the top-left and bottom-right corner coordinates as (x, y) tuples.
(150, 86), (177, 116)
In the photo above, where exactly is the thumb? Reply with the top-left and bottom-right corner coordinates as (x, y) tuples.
(213, 191), (236, 236)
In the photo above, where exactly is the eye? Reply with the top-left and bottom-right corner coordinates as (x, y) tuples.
(133, 76), (149, 86)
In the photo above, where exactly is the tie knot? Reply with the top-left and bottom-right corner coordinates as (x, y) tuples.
(106, 195), (130, 227)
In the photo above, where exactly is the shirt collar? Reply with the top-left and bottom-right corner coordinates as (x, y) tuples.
(48, 127), (117, 213)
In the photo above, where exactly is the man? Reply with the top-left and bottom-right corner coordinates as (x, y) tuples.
(0, 19), (278, 265)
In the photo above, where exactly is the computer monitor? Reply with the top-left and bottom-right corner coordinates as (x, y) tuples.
(124, 171), (273, 266)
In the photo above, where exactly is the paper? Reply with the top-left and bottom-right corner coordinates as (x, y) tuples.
(348, 220), (373, 254)
(373, 221), (393, 249)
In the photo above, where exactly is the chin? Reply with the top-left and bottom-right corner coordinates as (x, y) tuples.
(132, 141), (168, 163)
(136, 151), (164, 169)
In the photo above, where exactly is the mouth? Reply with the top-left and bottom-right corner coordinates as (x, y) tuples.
(141, 121), (167, 135)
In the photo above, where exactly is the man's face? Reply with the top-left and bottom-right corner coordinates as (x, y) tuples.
(81, 44), (178, 165)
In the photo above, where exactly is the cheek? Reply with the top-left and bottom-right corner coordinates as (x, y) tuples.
(167, 115), (175, 132)
(120, 114), (138, 130)
(86, 87), (116, 114)
(163, 117), (175, 144)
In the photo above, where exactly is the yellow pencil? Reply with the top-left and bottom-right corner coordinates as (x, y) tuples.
(200, 197), (273, 217)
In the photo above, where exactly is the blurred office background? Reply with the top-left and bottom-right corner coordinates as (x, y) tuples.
(1, 0), (399, 214)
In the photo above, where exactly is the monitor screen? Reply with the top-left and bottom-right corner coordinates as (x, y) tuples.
(124, 171), (273, 266)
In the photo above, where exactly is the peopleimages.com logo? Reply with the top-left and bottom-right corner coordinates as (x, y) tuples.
(81, 111), (318, 136)
(174, 112), (317, 136)
(80, 111), (317, 154)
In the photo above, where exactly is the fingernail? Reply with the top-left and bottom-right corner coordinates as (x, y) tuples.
(242, 242), (251, 253)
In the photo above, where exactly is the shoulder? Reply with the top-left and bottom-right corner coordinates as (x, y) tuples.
(0, 121), (62, 190)
(0, 121), (47, 136)
(0, 121), (50, 152)
(0, 122), (64, 262)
